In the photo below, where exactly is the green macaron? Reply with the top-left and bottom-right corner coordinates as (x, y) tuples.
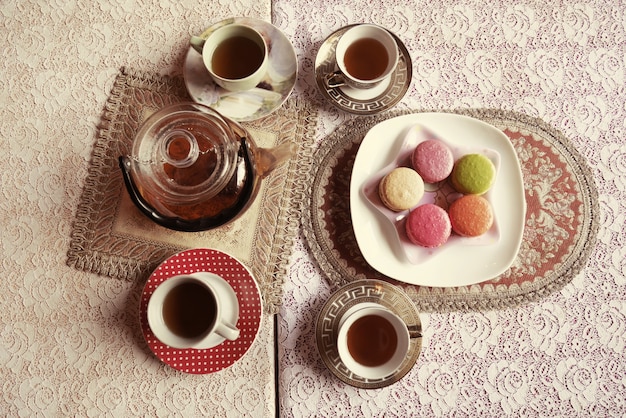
(450, 154), (496, 195)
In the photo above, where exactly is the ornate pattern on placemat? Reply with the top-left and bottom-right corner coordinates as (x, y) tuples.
(67, 67), (318, 314)
(303, 108), (599, 312)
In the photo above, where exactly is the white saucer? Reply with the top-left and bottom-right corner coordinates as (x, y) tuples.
(183, 17), (297, 122)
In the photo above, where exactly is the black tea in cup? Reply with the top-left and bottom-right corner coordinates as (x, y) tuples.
(346, 314), (398, 367)
(162, 281), (217, 339)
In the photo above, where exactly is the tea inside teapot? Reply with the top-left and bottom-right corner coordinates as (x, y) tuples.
(119, 102), (292, 231)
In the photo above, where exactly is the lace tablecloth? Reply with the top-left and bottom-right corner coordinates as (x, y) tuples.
(276, 1), (626, 417)
(2, 0), (626, 416)
(0, 2), (282, 417)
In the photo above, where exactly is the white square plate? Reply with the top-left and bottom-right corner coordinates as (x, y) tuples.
(350, 113), (526, 287)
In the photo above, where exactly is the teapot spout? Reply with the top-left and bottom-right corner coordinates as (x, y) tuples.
(256, 141), (296, 178)
(221, 113), (295, 178)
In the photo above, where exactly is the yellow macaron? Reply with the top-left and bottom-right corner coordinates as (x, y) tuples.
(378, 167), (425, 212)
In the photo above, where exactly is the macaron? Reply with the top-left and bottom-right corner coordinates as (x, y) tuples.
(405, 204), (451, 248)
(378, 167), (425, 212)
(448, 195), (494, 237)
(450, 154), (496, 195)
(411, 139), (454, 183)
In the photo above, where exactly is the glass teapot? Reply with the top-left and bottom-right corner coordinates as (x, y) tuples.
(119, 102), (294, 231)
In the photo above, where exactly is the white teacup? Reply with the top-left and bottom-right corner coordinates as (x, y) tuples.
(326, 24), (399, 90)
(191, 24), (268, 92)
(337, 303), (410, 380)
(147, 272), (240, 349)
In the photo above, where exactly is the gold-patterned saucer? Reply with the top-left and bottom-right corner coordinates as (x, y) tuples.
(314, 25), (412, 115)
(316, 279), (422, 389)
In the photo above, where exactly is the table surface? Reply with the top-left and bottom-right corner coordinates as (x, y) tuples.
(1, 1), (625, 417)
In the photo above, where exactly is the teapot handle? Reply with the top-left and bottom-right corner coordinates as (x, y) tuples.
(118, 138), (256, 232)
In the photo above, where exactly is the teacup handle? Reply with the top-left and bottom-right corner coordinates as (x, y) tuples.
(407, 324), (422, 339)
(324, 70), (347, 88)
(190, 36), (205, 54)
(215, 322), (240, 341)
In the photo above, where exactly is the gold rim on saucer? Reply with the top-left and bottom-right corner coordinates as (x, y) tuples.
(316, 279), (422, 389)
(314, 25), (412, 115)
(183, 17), (298, 122)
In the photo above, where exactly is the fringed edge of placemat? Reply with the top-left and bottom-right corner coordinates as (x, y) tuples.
(67, 67), (187, 280)
(257, 96), (320, 312)
(68, 68), (138, 279)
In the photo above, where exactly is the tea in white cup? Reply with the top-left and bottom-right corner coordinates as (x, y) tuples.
(191, 24), (268, 92)
(147, 272), (240, 349)
(336, 304), (410, 379)
(326, 24), (399, 90)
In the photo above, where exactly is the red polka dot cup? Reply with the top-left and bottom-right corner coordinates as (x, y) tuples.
(147, 272), (240, 349)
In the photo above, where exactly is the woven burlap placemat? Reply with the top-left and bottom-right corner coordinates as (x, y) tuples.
(67, 67), (318, 314)
(303, 108), (599, 312)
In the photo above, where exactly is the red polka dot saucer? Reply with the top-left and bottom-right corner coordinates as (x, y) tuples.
(139, 248), (263, 374)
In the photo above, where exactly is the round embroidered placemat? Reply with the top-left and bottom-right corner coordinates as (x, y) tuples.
(302, 108), (599, 312)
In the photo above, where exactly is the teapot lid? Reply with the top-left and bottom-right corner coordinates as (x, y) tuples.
(128, 103), (240, 206)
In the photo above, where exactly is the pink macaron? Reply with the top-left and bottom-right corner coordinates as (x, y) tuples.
(405, 204), (451, 248)
(411, 139), (454, 184)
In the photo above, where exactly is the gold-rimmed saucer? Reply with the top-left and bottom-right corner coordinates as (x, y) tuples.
(314, 25), (412, 115)
(316, 279), (422, 389)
